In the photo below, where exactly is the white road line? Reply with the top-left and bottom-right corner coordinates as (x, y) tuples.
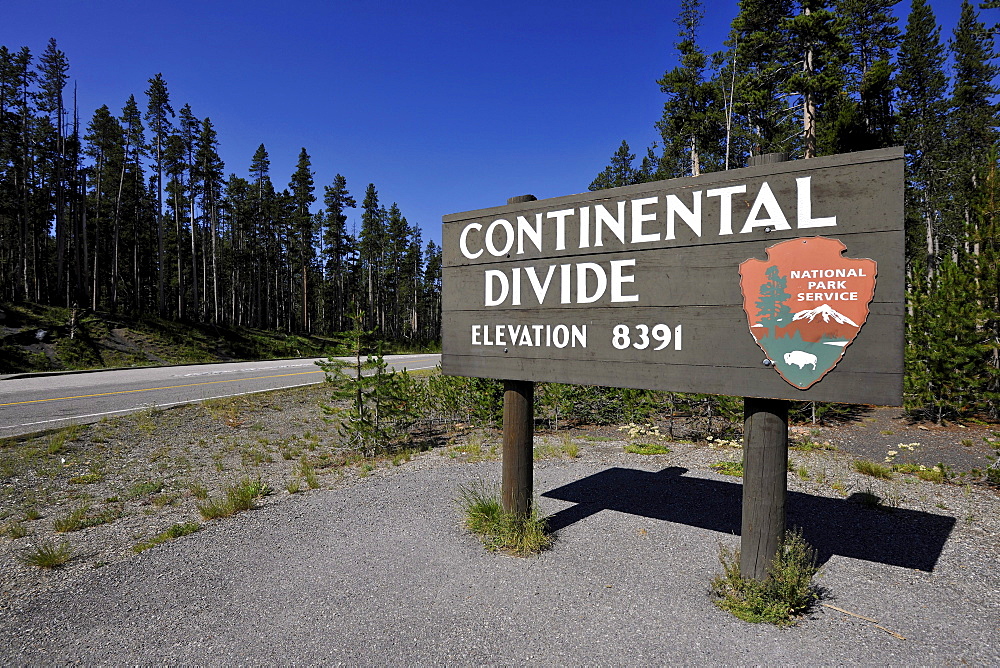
(0, 364), (439, 432)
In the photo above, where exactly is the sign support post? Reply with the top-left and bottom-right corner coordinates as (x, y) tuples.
(740, 153), (790, 581)
(740, 397), (789, 580)
(501, 195), (537, 518)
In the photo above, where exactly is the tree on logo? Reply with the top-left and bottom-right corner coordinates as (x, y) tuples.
(756, 265), (792, 340)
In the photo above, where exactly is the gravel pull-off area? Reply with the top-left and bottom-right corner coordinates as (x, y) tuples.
(1, 422), (998, 664)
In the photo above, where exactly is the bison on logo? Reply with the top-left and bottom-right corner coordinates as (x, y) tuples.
(739, 236), (877, 390)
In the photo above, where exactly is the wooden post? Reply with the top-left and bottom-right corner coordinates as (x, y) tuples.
(740, 397), (788, 580)
(501, 195), (537, 518)
(740, 152), (789, 581)
(502, 379), (534, 517)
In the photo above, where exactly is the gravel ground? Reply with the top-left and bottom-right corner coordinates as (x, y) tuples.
(1, 386), (998, 664)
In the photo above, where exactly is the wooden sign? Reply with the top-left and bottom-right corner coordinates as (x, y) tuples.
(441, 148), (904, 406)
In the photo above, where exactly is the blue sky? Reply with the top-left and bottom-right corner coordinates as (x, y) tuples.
(1, 1), (970, 247)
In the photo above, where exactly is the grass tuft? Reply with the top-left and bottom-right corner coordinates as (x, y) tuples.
(712, 460), (744, 477)
(458, 481), (552, 556)
(853, 459), (894, 480)
(197, 475), (272, 520)
(5, 520), (29, 539)
(710, 528), (821, 626)
(52, 505), (120, 532)
(133, 522), (201, 553)
(18, 538), (75, 568)
(624, 442), (671, 455)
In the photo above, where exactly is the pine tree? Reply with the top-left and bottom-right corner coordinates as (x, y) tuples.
(118, 95), (148, 314)
(834, 0), (900, 151)
(785, 0), (849, 158)
(177, 103), (200, 318)
(421, 240), (442, 342)
(318, 308), (414, 456)
(288, 147), (316, 331)
(36, 39), (71, 304)
(589, 140), (639, 190)
(144, 73), (173, 317)
(321, 173), (356, 332)
(725, 0), (796, 160)
(947, 0), (999, 247)
(195, 117), (224, 322)
(657, 0), (725, 175)
(249, 143), (277, 328)
(83, 104), (124, 310)
(896, 0), (949, 271)
(358, 183), (385, 330)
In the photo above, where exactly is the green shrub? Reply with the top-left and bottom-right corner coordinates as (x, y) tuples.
(711, 529), (821, 626)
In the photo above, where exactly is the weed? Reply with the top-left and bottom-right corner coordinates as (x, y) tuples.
(299, 458), (320, 489)
(457, 481), (552, 556)
(796, 465), (810, 480)
(53, 505), (120, 532)
(125, 480), (162, 500)
(624, 442), (671, 455)
(211, 452), (225, 471)
(706, 436), (744, 449)
(46, 424), (84, 455)
(134, 408), (159, 435)
(18, 538), (75, 568)
(712, 461), (744, 477)
(280, 445), (302, 460)
(916, 464), (950, 483)
(23, 507), (42, 521)
(196, 497), (233, 520)
(133, 522), (201, 553)
(961, 438), (974, 447)
(789, 436), (835, 452)
(853, 459), (893, 480)
(241, 446), (274, 467)
(710, 529), (821, 626)
(5, 521), (29, 539)
(151, 492), (181, 508)
(559, 435), (579, 458)
(987, 465), (1000, 485)
(188, 482), (209, 500)
(228, 475), (272, 511)
(286, 478), (302, 494)
(197, 475), (272, 520)
(618, 423), (663, 441)
(880, 429), (894, 435)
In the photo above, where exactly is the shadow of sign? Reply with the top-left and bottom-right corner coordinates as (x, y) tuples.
(542, 467), (956, 572)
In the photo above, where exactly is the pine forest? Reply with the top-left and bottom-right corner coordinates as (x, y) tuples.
(0, 41), (442, 345)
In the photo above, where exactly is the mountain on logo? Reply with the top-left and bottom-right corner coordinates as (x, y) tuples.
(791, 304), (859, 328)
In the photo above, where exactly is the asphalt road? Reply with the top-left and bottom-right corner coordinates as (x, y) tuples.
(0, 354), (440, 438)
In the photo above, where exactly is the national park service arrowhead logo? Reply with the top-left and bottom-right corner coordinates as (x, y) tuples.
(739, 236), (877, 390)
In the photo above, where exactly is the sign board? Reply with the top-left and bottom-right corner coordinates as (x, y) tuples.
(441, 147), (904, 406)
